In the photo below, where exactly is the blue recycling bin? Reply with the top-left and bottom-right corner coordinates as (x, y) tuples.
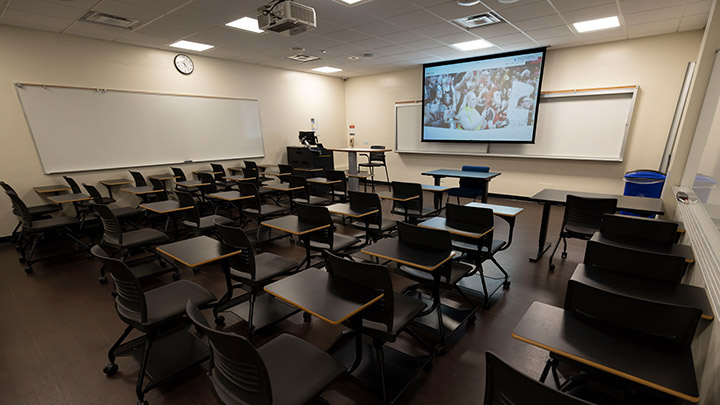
(623, 170), (666, 198)
(692, 174), (717, 203)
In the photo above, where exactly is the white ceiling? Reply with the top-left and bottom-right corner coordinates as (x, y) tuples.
(0, 0), (711, 77)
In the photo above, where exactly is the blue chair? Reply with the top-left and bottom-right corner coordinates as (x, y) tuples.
(447, 166), (490, 204)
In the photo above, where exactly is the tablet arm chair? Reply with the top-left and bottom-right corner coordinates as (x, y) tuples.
(296, 203), (360, 260)
(83, 183), (141, 226)
(210, 163), (232, 190)
(176, 190), (232, 237)
(325, 169), (349, 203)
(129, 171), (147, 187)
(1, 181), (61, 244)
(548, 195), (617, 271)
(244, 160), (272, 182)
(236, 182), (287, 243)
(389, 181), (437, 223)
(358, 145), (390, 191)
(348, 190), (396, 243)
(186, 301), (344, 405)
(289, 175), (329, 207)
(447, 165), (490, 204)
(92, 245), (216, 405)
(213, 222), (298, 337)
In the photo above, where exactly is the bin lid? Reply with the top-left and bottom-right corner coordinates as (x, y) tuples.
(694, 173), (717, 186)
(624, 170), (666, 181)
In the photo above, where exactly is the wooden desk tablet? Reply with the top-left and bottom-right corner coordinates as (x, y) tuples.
(257, 164), (275, 169)
(422, 184), (453, 210)
(377, 191), (419, 202)
(148, 174), (178, 181)
(465, 202), (525, 217)
(327, 203), (378, 218)
(46, 193), (92, 204)
(591, 232), (694, 263)
(121, 186), (163, 195)
(529, 188), (665, 261)
(227, 167), (244, 174)
(192, 170), (221, 175)
(293, 167), (323, 172)
(513, 301), (699, 403)
(421, 169), (501, 203)
(572, 264), (712, 320)
(139, 200), (191, 214)
(207, 191), (253, 202)
(418, 216), (494, 239)
(306, 177), (341, 185)
(262, 183), (303, 192)
(327, 147), (392, 191)
(261, 215), (330, 268)
(224, 175), (256, 182)
(99, 178), (133, 199)
(33, 185), (71, 194)
(264, 267), (384, 325)
(175, 180), (209, 188)
(361, 238), (453, 272)
(157, 236), (241, 268)
(263, 171), (291, 177)
(345, 171), (373, 178)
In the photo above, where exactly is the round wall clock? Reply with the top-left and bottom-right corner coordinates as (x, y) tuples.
(174, 54), (194, 75)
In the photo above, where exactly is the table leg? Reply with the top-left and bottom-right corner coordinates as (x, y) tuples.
(481, 180), (489, 203)
(300, 234), (312, 269)
(432, 191), (443, 211)
(529, 203), (552, 262)
(433, 176), (441, 186)
(104, 184), (115, 200)
(348, 152), (359, 191)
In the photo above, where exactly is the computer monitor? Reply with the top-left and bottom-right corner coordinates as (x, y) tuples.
(299, 131), (317, 146)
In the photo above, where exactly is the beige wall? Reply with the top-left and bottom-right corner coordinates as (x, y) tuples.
(344, 31), (703, 196)
(0, 25), (347, 236)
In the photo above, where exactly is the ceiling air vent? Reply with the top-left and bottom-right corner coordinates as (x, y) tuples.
(453, 12), (502, 30)
(286, 54), (321, 62)
(80, 11), (139, 29)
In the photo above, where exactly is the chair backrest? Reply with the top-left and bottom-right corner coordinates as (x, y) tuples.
(0, 181), (14, 193)
(176, 190), (202, 226)
(324, 250), (394, 331)
(83, 183), (107, 204)
(244, 160), (258, 169)
(484, 351), (593, 405)
(458, 165), (490, 190)
(289, 175), (311, 201)
(237, 182), (262, 212)
(600, 213), (678, 245)
(93, 204), (124, 245)
(391, 181), (423, 212)
(197, 172), (218, 194)
(369, 145), (386, 162)
(210, 163), (226, 181)
(325, 170), (347, 193)
(583, 240), (686, 283)
(349, 190), (383, 227)
(277, 164), (293, 183)
(91, 245), (148, 323)
(129, 171), (147, 187)
(63, 176), (82, 193)
(446, 203), (494, 234)
(171, 167), (187, 181)
(242, 168), (261, 188)
(215, 222), (256, 279)
(148, 178), (169, 201)
(5, 190), (33, 227)
(185, 301), (272, 404)
(398, 221), (451, 252)
(296, 203), (334, 247)
(565, 279), (701, 346)
(562, 195), (617, 234)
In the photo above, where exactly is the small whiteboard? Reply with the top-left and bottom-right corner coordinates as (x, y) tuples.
(396, 86), (638, 161)
(16, 84), (265, 173)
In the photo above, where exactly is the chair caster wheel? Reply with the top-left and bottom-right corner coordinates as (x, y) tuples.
(136, 401), (148, 405)
(214, 316), (225, 325)
(303, 312), (312, 323)
(467, 315), (477, 324)
(434, 345), (445, 355)
(24, 267), (33, 274)
(103, 363), (118, 376)
(561, 252), (567, 259)
(99, 276), (108, 284)
(549, 264), (555, 271)
(18, 257), (26, 263)
(503, 281), (511, 289)
(172, 272), (181, 281)
(111, 291), (117, 298)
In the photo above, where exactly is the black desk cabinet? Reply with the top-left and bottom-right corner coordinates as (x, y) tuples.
(287, 146), (334, 170)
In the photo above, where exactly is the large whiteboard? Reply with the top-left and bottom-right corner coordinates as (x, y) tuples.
(16, 84), (265, 173)
(396, 86), (638, 161)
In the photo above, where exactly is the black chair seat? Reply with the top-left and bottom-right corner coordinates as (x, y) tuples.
(359, 292), (426, 341)
(243, 204), (286, 216)
(452, 238), (506, 254)
(308, 233), (359, 251)
(230, 252), (297, 285)
(110, 206), (141, 218)
(293, 196), (329, 205)
(391, 207), (437, 218)
(184, 215), (232, 230)
(116, 228), (169, 248)
(258, 334), (345, 405)
(359, 162), (383, 167)
(130, 280), (215, 326)
(564, 224), (598, 238)
(31, 215), (78, 231)
(27, 204), (62, 216)
(356, 218), (396, 232)
(396, 261), (473, 285)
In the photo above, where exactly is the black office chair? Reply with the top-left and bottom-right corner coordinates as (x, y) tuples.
(213, 222), (299, 336)
(186, 301), (344, 405)
(484, 351), (593, 405)
(583, 239), (687, 283)
(276, 164), (293, 184)
(241, 167), (277, 201)
(348, 190), (395, 242)
(147, 178), (169, 201)
(548, 195), (617, 271)
(176, 190), (232, 236)
(244, 160), (272, 183)
(94, 203), (172, 283)
(5, 190), (86, 274)
(325, 169), (348, 203)
(171, 167), (201, 197)
(600, 213), (679, 245)
(63, 175), (95, 225)
(324, 251), (431, 404)
(92, 246), (216, 405)
(290, 175), (329, 206)
(446, 165), (490, 204)
(389, 181), (437, 223)
(129, 170), (147, 187)
(296, 203), (361, 257)
(1, 181), (61, 243)
(358, 145), (390, 191)
(210, 163), (232, 190)
(236, 182), (287, 242)
(83, 183), (141, 222)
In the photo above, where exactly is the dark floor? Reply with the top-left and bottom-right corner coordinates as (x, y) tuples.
(0, 194), (584, 405)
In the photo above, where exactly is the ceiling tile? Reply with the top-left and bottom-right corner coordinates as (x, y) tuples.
(513, 15), (566, 31)
(483, 0), (546, 12)
(684, 1), (712, 16)
(495, 1), (558, 21)
(324, 29), (370, 43)
(426, 1), (490, 20)
(8, 0), (87, 20)
(42, 0), (100, 8)
(374, 43), (416, 56)
(626, 18), (680, 33)
(171, 2), (234, 24)
(537, 34), (582, 48)
(470, 22), (523, 38)
(350, 36), (395, 50)
(356, 0), (422, 18)
(561, 4), (621, 24)
(526, 25), (574, 40)
(618, 0), (684, 14)
(290, 35), (345, 51)
(353, 20), (405, 36)
(577, 26), (626, 41)
(425, 46), (468, 58)
(551, 0), (616, 12)
(678, 22), (705, 32)
(322, 43), (367, 57)
(116, 0), (189, 12)
(583, 34), (627, 45)
(92, 0), (165, 23)
(403, 38), (444, 50)
(490, 32), (533, 46)
(193, 0), (254, 14)
(434, 31), (480, 45)
(64, 20), (127, 40)
(623, 6), (683, 26)
(1, 9), (73, 31)
(115, 31), (173, 47)
(309, 21), (346, 36)
(184, 26), (252, 47)
(136, 22), (200, 40)
(155, 14), (216, 32)
(407, 0), (454, 7)
(387, 9), (445, 29)
(382, 30), (428, 44)
(411, 22), (464, 37)
(679, 14), (708, 27)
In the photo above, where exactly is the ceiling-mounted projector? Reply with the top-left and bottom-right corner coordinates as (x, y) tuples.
(257, 1), (316, 36)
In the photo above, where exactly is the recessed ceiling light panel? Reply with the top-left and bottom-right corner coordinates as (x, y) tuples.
(312, 66), (342, 73)
(573, 16), (620, 33)
(457, 0), (480, 6)
(453, 12), (502, 30)
(332, 0), (372, 6)
(451, 38), (494, 51)
(287, 54), (321, 62)
(169, 40), (214, 52)
(226, 17), (264, 33)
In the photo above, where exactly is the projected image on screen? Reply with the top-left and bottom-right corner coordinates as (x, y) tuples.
(422, 48), (546, 143)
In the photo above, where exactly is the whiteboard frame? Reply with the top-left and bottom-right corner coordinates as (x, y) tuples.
(15, 83), (265, 174)
(395, 85), (639, 161)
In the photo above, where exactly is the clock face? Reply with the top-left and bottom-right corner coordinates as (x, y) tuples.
(174, 54), (194, 75)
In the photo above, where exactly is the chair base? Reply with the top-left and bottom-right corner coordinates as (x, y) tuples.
(400, 289), (476, 349)
(221, 293), (301, 336)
